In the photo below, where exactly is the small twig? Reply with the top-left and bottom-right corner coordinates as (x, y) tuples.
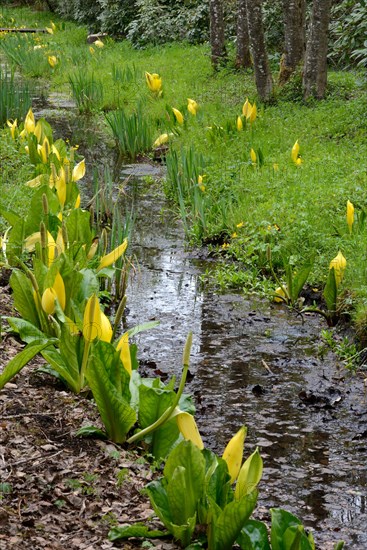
(261, 359), (274, 375)
(2, 412), (59, 420)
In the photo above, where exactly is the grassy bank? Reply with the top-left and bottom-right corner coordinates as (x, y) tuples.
(1, 6), (367, 329)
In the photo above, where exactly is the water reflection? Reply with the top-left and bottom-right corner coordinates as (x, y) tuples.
(125, 176), (367, 548)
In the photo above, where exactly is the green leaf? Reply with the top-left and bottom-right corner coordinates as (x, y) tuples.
(77, 268), (99, 303)
(86, 349), (136, 443)
(10, 270), (39, 327)
(42, 347), (81, 393)
(76, 425), (108, 439)
(170, 515), (197, 548)
(6, 317), (48, 344)
(146, 478), (173, 528)
(271, 508), (308, 550)
(324, 268), (337, 313)
(108, 523), (168, 541)
(65, 208), (91, 248)
(24, 185), (59, 235)
(167, 465), (196, 525)
(0, 342), (51, 390)
(212, 490), (258, 550)
(291, 262), (313, 303)
(127, 320), (160, 338)
(237, 519), (270, 550)
(0, 207), (21, 227)
(235, 448), (263, 500)
(138, 384), (179, 460)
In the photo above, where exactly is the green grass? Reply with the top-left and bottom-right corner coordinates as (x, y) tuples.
(1, 5), (367, 329)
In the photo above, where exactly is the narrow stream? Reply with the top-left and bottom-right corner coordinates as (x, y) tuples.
(34, 98), (367, 549)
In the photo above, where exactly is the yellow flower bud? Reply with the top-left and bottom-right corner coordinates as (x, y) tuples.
(222, 425), (247, 483)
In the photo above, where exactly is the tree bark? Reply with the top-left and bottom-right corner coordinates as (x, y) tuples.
(235, 0), (252, 69)
(209, 0), (227, 69)
(245, 0), (273, 101)
(279, 0), (305, 85)
(303, 0), (332, 99)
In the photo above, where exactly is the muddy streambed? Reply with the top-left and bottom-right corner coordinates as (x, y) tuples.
(34, 99), (367, 548)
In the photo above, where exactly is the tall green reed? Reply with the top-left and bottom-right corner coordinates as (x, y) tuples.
(105, 105), (153, 161)
(0, 66), (32, 125)
(69, 71), (104, 114)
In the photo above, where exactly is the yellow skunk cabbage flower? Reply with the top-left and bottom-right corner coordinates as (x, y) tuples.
(50, 21), (56, 32)
(274, 286), (287, 303)
(153, 133), (169, 148)
(24, 108), (35, 134)
(236, 116), (243, 131)
(24, 231), (57, 265)
(72, 159), (86, 182)
(45, 26), (54, 35)
(176, 411), (204, 450)
(48, 55), (57, 68)
(145, 72), (162, 92)
(250, 148), (257, 163)
(94, 39), (104, 48)
(87, 238), (99, 260)
(55, 175), (66, 208)
(346, 200), (354, 234)
(198, 174), (206, 192)
(242, 98), (252, 119)
(329, 251), (346, 287)
(6, 119), (17, 139)
(235, 447), (263, 500)
(38, 137), (50, 164)
(53, 272), (66, 311)
(249, 103), (257, 123)
(51, 144), (61, 160)
(116, 332), (132, 376)
(222, 425), (247, 483)
(56, 227), (65, 255)
(172, 107), (184, 125)
(291, 140), (300, 163)
(42, 287), (57, 315)
(100, 311), (113, 342)
(75, 194), (81, 208)
(26, 175), (43, 188)
(97, 238), (128, 272)
(83, 294), (102, 342)
(89, 46), (95, 55)
(34, 121), (42, 143)
(187, 98), (198, 115)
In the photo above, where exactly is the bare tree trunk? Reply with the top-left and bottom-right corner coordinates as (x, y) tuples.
(303, 0), (332, 99)
(209, 0), (227, 69)
(279, 0), (305, 84)
(235, 0), (252, 69)
(245, 0), (273, 101)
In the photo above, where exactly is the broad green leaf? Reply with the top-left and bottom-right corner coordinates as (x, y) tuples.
(163, 441), (205, 520)
(212, 490), (258, 550)
(0, 207), (21, 227)
(170, 515), (197, 548)
(146, 479), (173, 528)
(24, 185), (59, 235)
(6, 219), (24, 263)
(323, 268), (337, 313)
(77, 268), (99, 303)
(138, 384), (179, 459)
(235, 448), (263, 500)
(42, 347), (81, 393)
(10, 269), (39, 327)
(0, 342), (51, 389)
(206, 456), (232, 509)
(271, 508), (304, 550)
(108, 523), (168, 541)
(87, 352), (136, 443)
(167, 465), (197, 524)
(76, 425), (108, 439)
(93, 341), (131, 399)
(6, 317), (48, 344)
(238, 519), (270, 550)
(65, 208), (91, 248)
(292, 262), (313, 303)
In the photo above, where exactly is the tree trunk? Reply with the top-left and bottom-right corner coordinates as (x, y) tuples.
(279, 0), (305, 85)
(209, 0), (227, 69)
(303, 0), (332, 99)
(235, 0), (252, 69)
(245, 0), (273, 101)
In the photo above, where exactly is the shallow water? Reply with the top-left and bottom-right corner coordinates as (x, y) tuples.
(122, 172), (367, 549)
(34, 99), (367, 548)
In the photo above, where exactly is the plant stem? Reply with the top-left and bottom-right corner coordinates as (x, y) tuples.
(127, 332), (193, 444)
